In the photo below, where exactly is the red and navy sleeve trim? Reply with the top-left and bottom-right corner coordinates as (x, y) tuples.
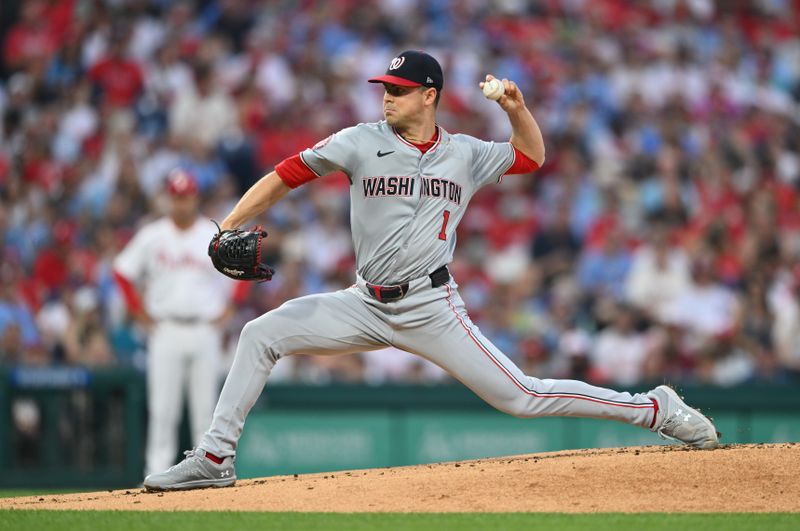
(299, 152), (322, 177)
(497, 146), (517, 184)
(504, 146), (540, 176)
(275, 153), (319, 189)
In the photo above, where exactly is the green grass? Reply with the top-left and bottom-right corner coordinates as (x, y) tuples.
(0, 512), (798, 531)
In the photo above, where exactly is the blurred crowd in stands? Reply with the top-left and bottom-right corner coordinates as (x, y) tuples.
(1, 0), (800, 388)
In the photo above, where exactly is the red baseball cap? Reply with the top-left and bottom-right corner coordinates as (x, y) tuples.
(368, 50), (443, 91)
(166, 169), (199, 196)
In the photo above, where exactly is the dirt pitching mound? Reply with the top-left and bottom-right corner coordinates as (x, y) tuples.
(3, 444), (798, 513)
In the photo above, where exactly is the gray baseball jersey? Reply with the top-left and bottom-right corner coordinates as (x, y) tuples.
(300, 122), (512, 285)
(198, 121), (658, 459)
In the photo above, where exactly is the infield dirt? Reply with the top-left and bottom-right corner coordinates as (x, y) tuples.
(2, 444), (798, 513)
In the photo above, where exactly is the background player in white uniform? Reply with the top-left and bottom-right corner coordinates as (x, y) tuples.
(114, 169), (235, 477)
(144, 51), (719, 491)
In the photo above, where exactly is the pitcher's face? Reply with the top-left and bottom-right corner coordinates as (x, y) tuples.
(382, 83), (435, 127)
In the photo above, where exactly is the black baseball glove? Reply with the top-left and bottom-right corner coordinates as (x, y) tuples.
(208, 221), (274, 281)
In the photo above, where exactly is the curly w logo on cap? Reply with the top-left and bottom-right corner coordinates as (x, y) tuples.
(368, 50), (443, 91)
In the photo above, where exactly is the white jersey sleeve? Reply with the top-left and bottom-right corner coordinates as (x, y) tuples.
(299, 125), (363, 178)
(456, 134), (515, 188)
(113, 225), (152, 282)
(113, 218), (234, 321)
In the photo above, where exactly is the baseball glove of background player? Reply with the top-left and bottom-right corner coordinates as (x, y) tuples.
(208, 221), (274, 281)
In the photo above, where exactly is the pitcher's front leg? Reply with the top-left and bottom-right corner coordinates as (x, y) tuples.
(200, 289), (389, 456)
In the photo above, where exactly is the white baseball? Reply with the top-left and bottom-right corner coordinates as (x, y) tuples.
(482, 78), (505, 100)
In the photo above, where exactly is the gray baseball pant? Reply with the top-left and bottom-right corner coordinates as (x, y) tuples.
(199, 277), (656, 456)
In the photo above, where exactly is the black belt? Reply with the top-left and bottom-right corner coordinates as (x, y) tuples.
(365, 265), (449, 303)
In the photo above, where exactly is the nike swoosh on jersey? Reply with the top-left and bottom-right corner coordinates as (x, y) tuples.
(376, 150), (395, 157)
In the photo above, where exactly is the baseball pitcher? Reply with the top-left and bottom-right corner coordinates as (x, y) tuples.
(144, 51), (719, 491)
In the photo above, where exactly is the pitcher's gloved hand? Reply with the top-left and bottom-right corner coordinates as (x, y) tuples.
(208, 221), (274, 282)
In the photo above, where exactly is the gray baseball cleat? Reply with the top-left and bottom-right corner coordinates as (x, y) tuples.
(647, 385), (720, 449)
(143, 448), (236, 491)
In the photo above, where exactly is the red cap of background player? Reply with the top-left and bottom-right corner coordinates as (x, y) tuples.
(368, 50), (443, 91)
(166, 169), (199, 196)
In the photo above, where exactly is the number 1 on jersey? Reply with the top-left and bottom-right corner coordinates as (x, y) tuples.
(438, 209), (451, 241)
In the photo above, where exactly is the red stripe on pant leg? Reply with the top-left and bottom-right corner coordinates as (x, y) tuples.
(204, 451), (223, 464)
(443, 285), (654, 411)
(649, 398), (659, 429)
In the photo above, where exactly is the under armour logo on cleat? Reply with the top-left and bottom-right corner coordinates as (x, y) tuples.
(220, 470), (230, 477)
(674, 408), (691, 422)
